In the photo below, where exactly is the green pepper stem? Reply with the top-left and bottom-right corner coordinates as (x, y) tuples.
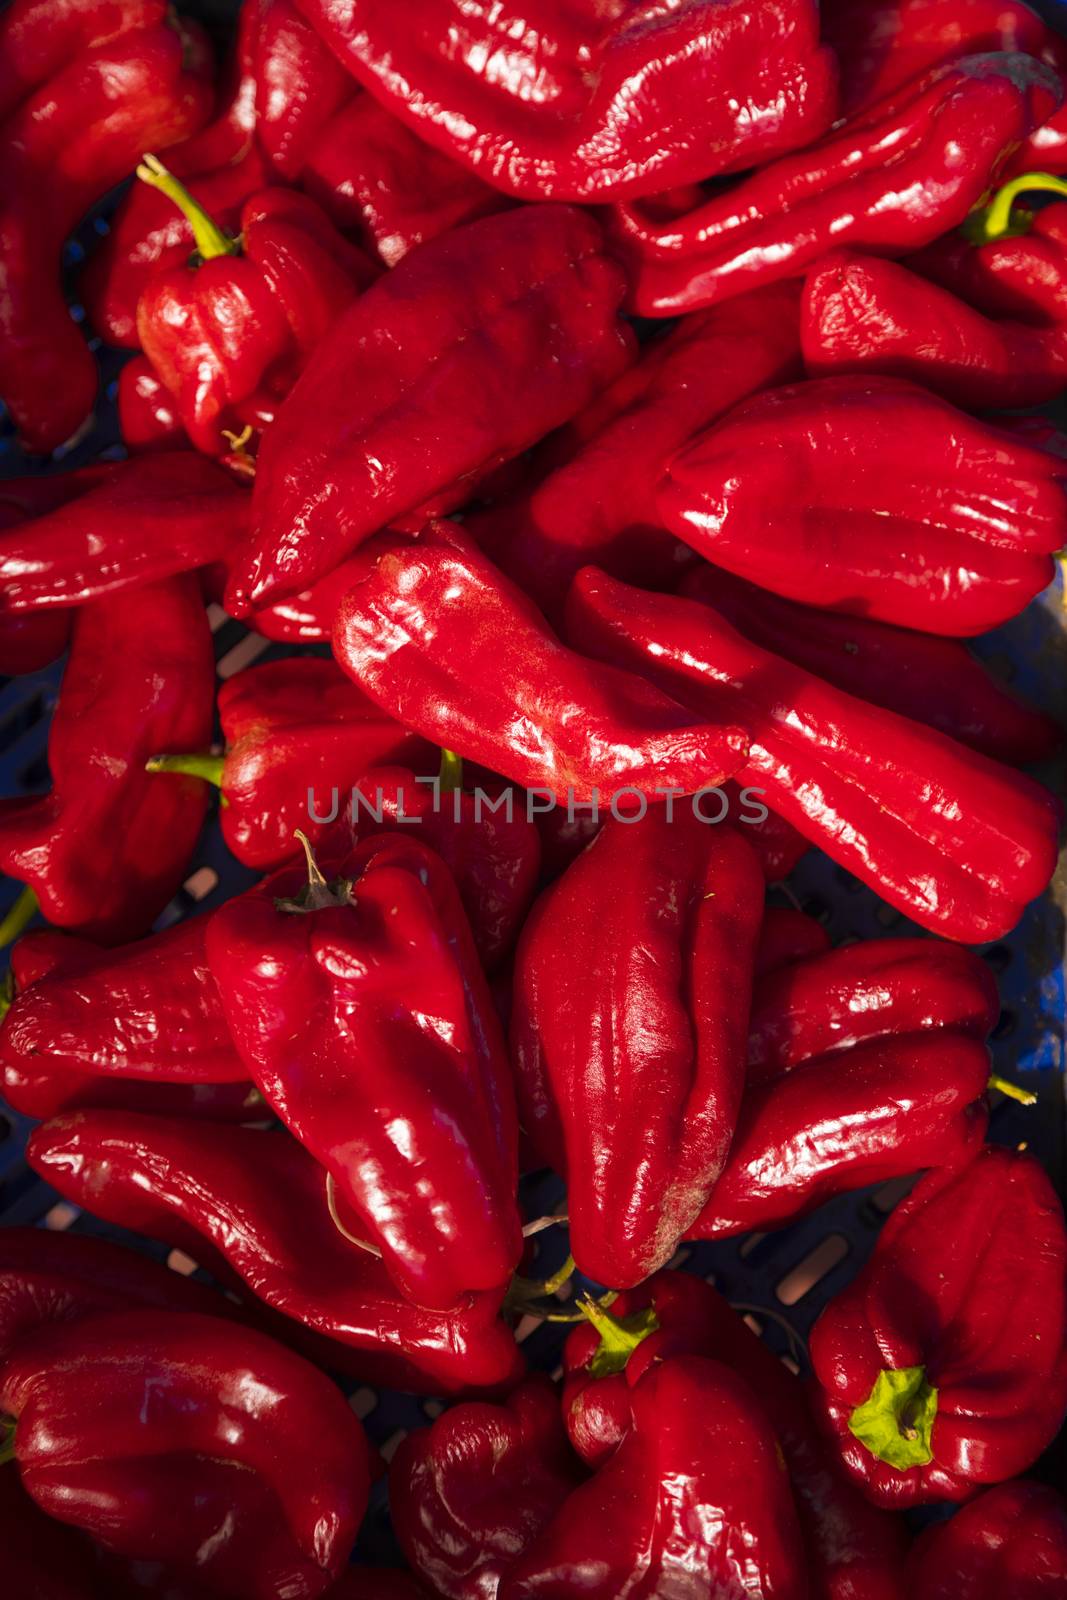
(0, 971), (14, 1024)
(0, 886), (38, 949)
(146, 752), (225, 789)
(439, 749), (464, 793)
(578, 1295), (661, 1377)
(988, 1073), (1038, 1107)
(136, 154), (240, 261)
(966, 171), (1067, 243)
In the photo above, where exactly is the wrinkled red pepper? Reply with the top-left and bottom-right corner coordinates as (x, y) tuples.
(0, 472), (110, 673)
(332, 523), (749, 806)
(228, 205), (635, 610)
(658, 376), (1067, 637)
(0, 1309), (374, 1598)
(207, 833), (522, 1308)
(0, 0), (213, 450)
(562, 1270), (908, 1600)
(290, 0), (835, 201)
(0, 453), (249, 612)
(28, 1109), (526, 1396)
(135, 164), (375, 455)
(608, 55), (1059, 317)
(0, 578), (215, 944)
(566, 569), (1060, 941)
(914, 186), (1067, 324)
(810, 1147), (1067, 1506)
(906, 1478), (1067, 1597)
(682, 565), (1061, 767)
(117, 353), (186, 453)
(511, 811), (764, 1287)
(467, 282), (802, 625)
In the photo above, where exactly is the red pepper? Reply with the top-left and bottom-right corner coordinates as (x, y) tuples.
(511, 812), (764, 1287)
(252, 0), (354, 180)
(608, 55), (1060, 317)
(301, 92), (506, 267)
(561, 1270), (908, 1600)
(391, 1376), (585, 1600)
(681, 565), (1061, 767)
(0, 474), (107, 673)
(566, 569), (1060, 941)
(206, 834), (522, 1309)
(248, 555), (370, 644)
(290, 0), (835, 202)
(499, 1354), (808, 1598)
(0, 578), (215, 944)
(913, 179), (1067, 323)
(906, 1478), (1067, 1597)
(755, 906), (832, 978)
(658, 376), (1067, 637)
(0, 2), (213, 451)
(822, 0), (1067, 174)
(0, 1461), (110, 1600)
(134, 165), (374, 456)
(467, 282), (802, 626)
(802, 247), (1067, 408)
(0, 1309), (374, 1598)
(332, 523), (749, 806)
(117, 353), (187, 453)
(810, 1148), (1067, 1506)
(0, 453), (250, 612)
(28, 1109), (527, 1396)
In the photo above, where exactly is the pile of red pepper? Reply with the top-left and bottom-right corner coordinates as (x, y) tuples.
(1, 0), (1066, 1593)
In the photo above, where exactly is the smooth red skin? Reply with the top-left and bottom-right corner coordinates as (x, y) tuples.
(332, 524), (749, 806)
(0, 1462), (112, 1600)
(117, 354), (187, 452)
(810, 1149), (1067, 1507)
(229, 207), (635, 610)
(659, 375), (1067, 638)
(391, 1376), (584, 1600)
(292, 0), (835, 201)
(0, 488), (79, 672)
(467, 282), (802, 627)
(1, 1309), (373, 1599)
(746, 938), (999, 1084)
(0, 453), (250, 612)
(690, 1031), (991, 1240)
(214, 656), (432, 870)
(511, 814), (764, 1287)
(137, 189), (367, 457)
(252, 0), (355, 180)
(28, 1110), (526, 1397)
(0, 0), (166, 117)
(347, 768), (542, 972)
(4, 1063), (262, 1122)
(608, 55), (1060, 317)
(820, 0), (1067, 174)
(681, 564), (1061, 767)
(566, 569), (1061, 943)
(802, 249), (1067, 408)
(912, 203), (1067, 326)
(500, 1355), (807, 1599)
(302, 92), (505, 267)
(249, 554), (371, 643)
(562, 1272), (908, 1600)
(907, 1480), (1067, 1597)
(756, 907), (832, 978)
(0, 578), (214, 943)
(207, 835), (522, 1310)
(0, 1224), (238, 1368)
(0, 18), (213, 452)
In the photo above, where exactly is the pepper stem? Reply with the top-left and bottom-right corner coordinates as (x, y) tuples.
(848, 1365), (938, 1470)
(965, 171), (1067, 244)
(439, 749), (464, 793)
(0, 886), (37, 949)
(146, 752), (226, 789)
(0, 971), (14, 1024)
(988, 1073), (1038, 1107)
(275, 832), (353, 914)
(0, 1418), (15, 1466)
(578, 1295), (661, 1378)
(136, 154), (240, 261)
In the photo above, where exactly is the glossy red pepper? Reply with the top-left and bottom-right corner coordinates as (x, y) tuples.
(0, 578), (215, 944)
(682, 565), (1061, 767)
(608, 55), (1059, 317)
(332, 523), (749, 806)
(658, 376), (1067, 637)
(511, 812), (764, 1287)
(0, 453), (249, 613)
(28, 1110), (527, 1396)
(252, 0), (354, 180)
(906, 1478), (1067, 1597)
(290, 0), (835, 202)
(0, 473), (108, 674)
(561, 1270), (908, 1600)
(467, 282), (801, 626)
(0, 1461), (112, 1600)
(206, 834), (522, 1309)
(391, 1376), (585, 1600)
(810, 1148), (1067, 1506)
(228, 206), (634, 610)
(755, 906), (832, 977)
(117, 353), (186, 453)
(247, 556), (371, 644)
(0, 1309), (374, 1598)
(0, 1), (213, 451)
(566, 569), (1060, 942)
(499, 1354), (808, 1598)
(916, 196), (1067, 329)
